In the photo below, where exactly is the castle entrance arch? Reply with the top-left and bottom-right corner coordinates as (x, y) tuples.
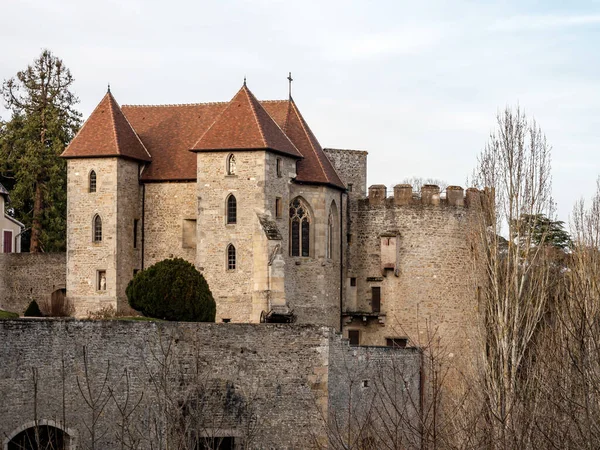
(3, 420), (76, 450)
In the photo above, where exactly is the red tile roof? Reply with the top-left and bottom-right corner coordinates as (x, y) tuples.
(123, 103), (227, 181)
(271, 99), (345, 189)
(61, 91), (151, 162)
(62, 85), (346, 189)
(191, 85), (302, 159)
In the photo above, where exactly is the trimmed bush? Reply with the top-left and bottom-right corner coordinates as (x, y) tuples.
(24, 300), (44, 317)
(126, 258), (216, 322)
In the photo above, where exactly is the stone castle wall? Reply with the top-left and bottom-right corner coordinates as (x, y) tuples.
(66, 159), (119, 316)
(0, 320), (422, 449)
(143, 181), (197, 267)
(344, 185), (480, 365)
(285, 184), (345, 330)
(0, 253), (66, 314)
(115, 159), (142, 312)
(322, 148), (367, 198)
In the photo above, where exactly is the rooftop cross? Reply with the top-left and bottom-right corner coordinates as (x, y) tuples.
(287, 72), (293, 99)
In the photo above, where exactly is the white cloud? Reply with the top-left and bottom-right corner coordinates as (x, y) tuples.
(491, 14), (600, 32)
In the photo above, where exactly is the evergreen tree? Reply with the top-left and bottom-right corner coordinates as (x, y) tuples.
(0, 50), (81, 252)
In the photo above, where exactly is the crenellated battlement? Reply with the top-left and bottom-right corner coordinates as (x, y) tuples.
(366, 184), (482, 208)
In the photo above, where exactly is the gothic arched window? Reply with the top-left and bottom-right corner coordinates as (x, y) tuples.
(89, 170), (97, 193)
(226, 195), (237, 224)
(289, 197), (311, 257)
(227, 244), (236, 270)
(226, 154), (236, 175)
(93, 214), (102, 242)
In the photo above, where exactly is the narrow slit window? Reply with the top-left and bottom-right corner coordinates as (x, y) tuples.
(276, 197), (282, 218)
(226, 195), (237, 224)
(89, 170), (97, 192)
(93, 215), (102, 242)
(133, 219), (139, 248)
(227, 244), (236, 270)
(276, 158), (282, 177)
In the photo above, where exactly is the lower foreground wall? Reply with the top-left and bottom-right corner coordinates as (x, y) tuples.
(0, 320), (421, 449)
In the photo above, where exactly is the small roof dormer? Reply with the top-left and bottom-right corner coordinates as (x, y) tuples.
(61, 90), (151, 162)
(190, 83), (302, 159)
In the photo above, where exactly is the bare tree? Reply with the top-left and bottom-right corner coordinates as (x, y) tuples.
(472, 106), (554, 449)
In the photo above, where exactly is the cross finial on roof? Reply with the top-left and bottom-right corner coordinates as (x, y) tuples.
(243, 76), (247, 87)
(107, 83), (111, 93)
(287, 72), (293, 99)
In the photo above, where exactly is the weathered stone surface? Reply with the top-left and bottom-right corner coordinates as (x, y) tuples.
(0, 320), (421, 449)
(0, 253), (65, 314)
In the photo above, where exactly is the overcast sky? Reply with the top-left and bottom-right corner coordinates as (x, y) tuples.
(2, 0), (600, 222)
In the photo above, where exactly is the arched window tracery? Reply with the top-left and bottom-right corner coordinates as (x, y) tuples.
(289, 197), (311, 257)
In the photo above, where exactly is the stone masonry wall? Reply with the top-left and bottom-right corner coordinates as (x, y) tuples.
(66, 159), (119, 316)
(0, 321), (331, 449)
(0, 320), (421, 449)
(285, 184), (344, 330)
(197, 151), (275, 323)
(143, 182), (197, 267)
(328, 342), (422, 449)
(116, 159), (142, 313)
(323, 148), (367, 198)
(344, 192), (479, 367)
(0, 253), (66, 314)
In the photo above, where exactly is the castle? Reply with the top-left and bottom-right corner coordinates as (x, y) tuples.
(0, 81), (482, 449)
(59, 82), (479, 350)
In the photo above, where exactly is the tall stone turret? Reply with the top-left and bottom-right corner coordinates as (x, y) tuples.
(61, 90), (151, 316)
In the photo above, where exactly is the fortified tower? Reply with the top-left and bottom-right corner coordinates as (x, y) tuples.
(191, 84), (303, 323)
(61, 90), (150, 315)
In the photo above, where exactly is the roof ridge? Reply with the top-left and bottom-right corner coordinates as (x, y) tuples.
(259, 99), (288, 104)
(290, 99), (328, 178)
(62, 92), (112, 156)
(119, 101), (152, 159)
(107, 93), (121, 156)
(244, 86), (268, 148)
(122, 101), (228, 108)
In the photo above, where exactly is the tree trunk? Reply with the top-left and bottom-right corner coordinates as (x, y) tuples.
(30, 181), (43, 252)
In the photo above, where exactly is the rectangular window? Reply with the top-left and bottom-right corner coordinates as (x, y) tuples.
(275, 197), (282, 218)
(347, 233), (352, 244)
(182, 219), (197, 249)
(97, 270), (107, 291)
(371, 286), (381, 313)
(348, 183), (353, 192)
(348, 330), (360, 346)
(133, 219), (139, 249)
(276, 158), (282, 177)
(386, 338), (408, 348)
(350, 277), (357, 287)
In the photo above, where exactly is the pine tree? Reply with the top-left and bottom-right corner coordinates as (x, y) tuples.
(0, 50), (81, 252)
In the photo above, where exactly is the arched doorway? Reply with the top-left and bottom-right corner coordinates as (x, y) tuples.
(49, 288), (70, 317)
(5, 422), (74, 450)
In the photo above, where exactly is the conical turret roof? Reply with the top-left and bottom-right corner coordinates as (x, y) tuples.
(191, 84), (302, 158)
(61, 91), (151, 161)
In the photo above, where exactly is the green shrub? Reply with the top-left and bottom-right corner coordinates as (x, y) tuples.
(24, 300), (44, 317)
(0, 309), (19, 319)
(126, 258), (216, 322)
